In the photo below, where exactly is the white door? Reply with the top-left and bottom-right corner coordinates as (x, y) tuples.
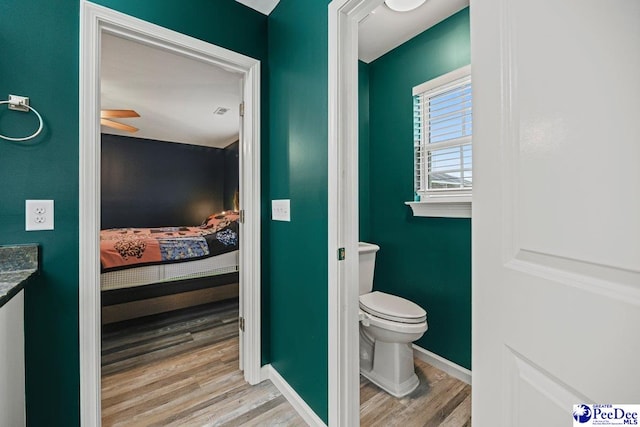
(472, 0), (640, 425)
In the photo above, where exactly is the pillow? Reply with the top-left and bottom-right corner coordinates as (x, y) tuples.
(201, 210), (240, 230)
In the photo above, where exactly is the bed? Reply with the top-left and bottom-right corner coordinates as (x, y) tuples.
(100, 211), (240, 324)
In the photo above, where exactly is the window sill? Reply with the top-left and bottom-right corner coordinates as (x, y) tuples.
(405, 200), (472, 218)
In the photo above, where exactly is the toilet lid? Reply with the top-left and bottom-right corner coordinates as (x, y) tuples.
(359, 291), (427, 324)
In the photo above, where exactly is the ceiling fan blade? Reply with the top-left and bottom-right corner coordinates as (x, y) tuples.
(101, 118), (139, 133)
(101, 109), (140, 119)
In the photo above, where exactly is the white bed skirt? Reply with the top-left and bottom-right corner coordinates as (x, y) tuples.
(101, 250), (239, 291)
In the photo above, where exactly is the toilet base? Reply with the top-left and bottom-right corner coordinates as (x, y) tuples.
(359, 330), (420, 398)
(360, 365), (419, 398)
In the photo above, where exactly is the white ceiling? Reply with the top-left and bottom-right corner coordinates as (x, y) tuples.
(358, 0), (469, 63)
(233, 0), (468, 64)
(101, 33), (242, 148)
(101, 1), (469, 147)
(235, 0), (280, 15)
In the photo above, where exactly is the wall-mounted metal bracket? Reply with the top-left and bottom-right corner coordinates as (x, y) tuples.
(8, 95), (30, 112)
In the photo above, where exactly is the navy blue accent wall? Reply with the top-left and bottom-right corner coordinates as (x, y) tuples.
(101, 134), (227, 228)
(223, 141), (239, 211)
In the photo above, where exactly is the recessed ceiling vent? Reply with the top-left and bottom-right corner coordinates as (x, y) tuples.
(213, 107), (231, 115)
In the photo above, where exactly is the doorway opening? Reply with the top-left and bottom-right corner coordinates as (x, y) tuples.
(79, 2), (261, 424)
(99, 31), (244, 424)
(329, 0), (472, 425)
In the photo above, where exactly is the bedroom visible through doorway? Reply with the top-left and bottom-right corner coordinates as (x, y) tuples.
(79, 3), (262, 424)
(99, 32), (243, 325)
(98, 31), (244, 423)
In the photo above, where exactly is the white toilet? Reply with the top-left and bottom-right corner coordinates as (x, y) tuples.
(358, 242), (428, 397)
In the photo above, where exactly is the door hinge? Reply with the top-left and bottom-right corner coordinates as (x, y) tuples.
(338, 247), (345, 261)
(239, 209), (245, 223)
(239, 102), (245, 117)
(239, 316), (245, 332)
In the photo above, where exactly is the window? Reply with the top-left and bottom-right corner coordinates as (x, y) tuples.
(407, 65), (472, 218)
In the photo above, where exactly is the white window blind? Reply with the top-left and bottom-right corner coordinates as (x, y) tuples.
(413, 67), (472, 199)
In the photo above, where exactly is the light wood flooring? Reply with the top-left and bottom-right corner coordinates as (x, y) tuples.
(102, 300), (471, 426)
(101, 300), (305, 426)
(360, 358), (471, 427)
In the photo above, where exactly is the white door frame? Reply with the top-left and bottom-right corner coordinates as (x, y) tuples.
(79, 2), (262, 425)
(328, 0), (384, 425)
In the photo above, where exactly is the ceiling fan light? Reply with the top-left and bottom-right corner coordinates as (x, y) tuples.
(385, 0), (427, 12)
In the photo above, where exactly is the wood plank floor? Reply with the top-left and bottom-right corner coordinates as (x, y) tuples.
(360, 358), (471, 427)
(102, 300), (471, 426)
(101, 300), (306, 426)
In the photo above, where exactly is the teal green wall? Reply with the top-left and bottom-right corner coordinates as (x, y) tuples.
(364, 9), (472, 369)
(268, 0), (329, 422)
(0, 1), (267, 425)
(0, 2), (80, 425)
(92, 0), (267, 62)
(359, 61), (371, 242)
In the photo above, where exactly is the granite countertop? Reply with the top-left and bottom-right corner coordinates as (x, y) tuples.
(0, 244), (39, 308)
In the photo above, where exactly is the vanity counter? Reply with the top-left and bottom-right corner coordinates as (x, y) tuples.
(0, 244), (36, 426)
(0, 244), (38, 308)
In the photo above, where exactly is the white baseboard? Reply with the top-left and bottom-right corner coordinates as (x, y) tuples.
(413, 345), (472, 385)
(260, 364), (271, 383)
(261, 364), (327, 427)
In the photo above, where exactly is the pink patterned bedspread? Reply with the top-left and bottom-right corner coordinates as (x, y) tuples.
(100, 211), (239, 272)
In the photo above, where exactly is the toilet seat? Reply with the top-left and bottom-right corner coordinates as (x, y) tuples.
(359, 291), (427, 324)
(360, 309), (428, 335)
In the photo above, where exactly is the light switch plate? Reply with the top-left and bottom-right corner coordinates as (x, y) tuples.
(271, 199), (290, 222)
(26, 200), (54, 231)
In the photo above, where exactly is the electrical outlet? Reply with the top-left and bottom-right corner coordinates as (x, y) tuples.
(26, 200), (54, 231)
(271, 199), (291, 222)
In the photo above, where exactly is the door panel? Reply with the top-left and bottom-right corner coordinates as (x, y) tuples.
(472, 0), (640, 424)
(513, 0), (640, 271)
(505, 348), (587, 427)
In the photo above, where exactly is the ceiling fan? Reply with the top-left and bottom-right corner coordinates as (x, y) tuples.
(100, 109), (140, 133)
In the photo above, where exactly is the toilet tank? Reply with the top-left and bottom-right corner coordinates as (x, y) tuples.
(358, 242), (380, 295)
